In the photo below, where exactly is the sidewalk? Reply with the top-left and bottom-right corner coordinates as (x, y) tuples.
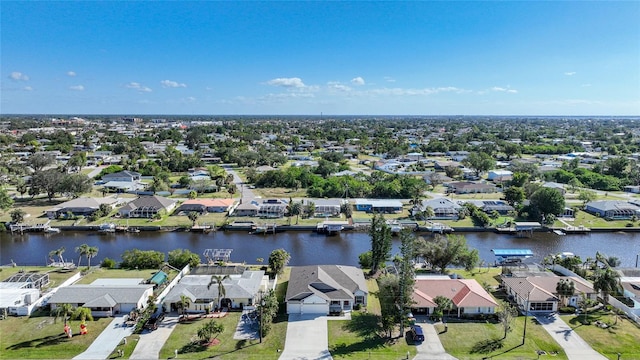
(535, 313), (607, 360)
(130, 314), (180, 360)
(73, 316), (133, 360)
(413, 321), (458, 360)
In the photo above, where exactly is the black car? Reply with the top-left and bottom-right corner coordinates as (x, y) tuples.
(145, 309), (165, 331)
(409, 325), (425, 342)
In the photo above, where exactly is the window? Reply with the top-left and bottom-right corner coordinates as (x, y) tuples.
(355, 296), (364, 305)
(343, 300), (349, 306)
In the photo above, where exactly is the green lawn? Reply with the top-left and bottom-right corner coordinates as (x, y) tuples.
(561, 311), (640, 359)
(450, 267), (503, 288)
(437, 317), (567, 360)
(554, 210), (634, 229)
(328, 313), (417, 360)
(159, 311), (288, 359)
(0, 308), (113, 359)
(75, 268), (160, 284)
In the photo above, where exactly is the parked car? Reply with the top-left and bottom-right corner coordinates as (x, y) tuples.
(145, 309), (165, 331)
(409, 324), (425, 342)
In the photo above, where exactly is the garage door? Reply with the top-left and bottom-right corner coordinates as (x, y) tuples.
(300, 303), (327, 314)
(287, 302), (302, 314)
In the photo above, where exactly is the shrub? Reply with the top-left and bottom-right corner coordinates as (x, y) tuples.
(101, 257), (117, 269)
(0, 223), (6, 232)
(559, 306), (576, 314)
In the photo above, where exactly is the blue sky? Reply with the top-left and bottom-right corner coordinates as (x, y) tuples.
(2, 1), (639, 115)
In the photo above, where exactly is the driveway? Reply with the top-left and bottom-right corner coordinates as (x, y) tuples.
(535, 313), (607, 360)
(413, 321), (458, 360)
(130, 314), (180, 359)
(279, 314), (332, 360)
(73, 315), (133, 360)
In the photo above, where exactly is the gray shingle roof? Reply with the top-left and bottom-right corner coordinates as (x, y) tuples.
(164, 271), (264, 303)
(121, 195), (176, 211)
(48, 285), (152, 305)
(285, 265), (368, 302)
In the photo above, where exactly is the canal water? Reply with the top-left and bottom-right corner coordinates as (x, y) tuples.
(1, 230), (638, 268)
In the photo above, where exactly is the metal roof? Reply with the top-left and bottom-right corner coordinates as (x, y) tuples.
(491, 249), (534, 257)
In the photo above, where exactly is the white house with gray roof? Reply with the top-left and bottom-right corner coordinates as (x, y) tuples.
(118, 195), (177, 218)
(46, 197), (119, 219)
(47, 282), (154, 317)
(162, 270), (267, 313)
(285, 265), (368, 315)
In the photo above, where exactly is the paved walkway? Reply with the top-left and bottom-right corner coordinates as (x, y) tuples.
(535, 313), (607, 360)
(130, 314), (180, 360)
(234, 308), (259, 340)
(279, 314), (333, 360)
(413, 321), (458, 360)
(73, 316), (133, 360)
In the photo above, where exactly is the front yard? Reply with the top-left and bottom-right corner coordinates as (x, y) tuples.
(561, 311), (640, 359)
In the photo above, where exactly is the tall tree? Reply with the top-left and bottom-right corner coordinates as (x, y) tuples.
(208, 274), (231, 309)
(187, 211), (200, 227)
(369, 213), (392, 275)
(593, 268), (620, 305)
(268, 248), (291, 275)
(462, 152), (496, 177)
(51, 303), (73, 324)
(555, 279), (576, 307)
(86, 246), (98, 268)
(416, 234), (479, 273)
(290, 201), (302, 224)
(397, 229), (416, 336)
(75, 244), (89, 268)
(529, 187), (565, 222)
(433, 296), (453, 320)
(196, 320), (225, 344)
(496, 301), (518, 340)
(0, 187), (14, 211)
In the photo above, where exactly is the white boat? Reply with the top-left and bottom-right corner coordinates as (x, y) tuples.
(44, 227), (61, 234)
(553, 229), (566, 236)
(98, 223), (116, 233)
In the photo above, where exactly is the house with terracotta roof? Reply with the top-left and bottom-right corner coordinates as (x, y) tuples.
(175, 198), (236, 214)
(411, 276), (498, 317)
(501, 275), (597, 313)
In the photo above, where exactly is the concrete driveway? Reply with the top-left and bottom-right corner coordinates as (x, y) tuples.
(279, 314), (333, 360)
(535, 313), (607, 360)
(73, 315), (133, 360)
(413, 321), (458, 360)
(130, 314), (180, 359)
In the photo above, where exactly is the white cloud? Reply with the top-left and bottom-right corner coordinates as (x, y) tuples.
(125, 82), (152, 92)
(490, 86), (518, 94)
(266, 77), (306, 88)
(69, 85), (85, 91)
(67, 71), (76, 77)
(384, 76), (396, 83)
(368, 86), (468, 96)
(161, 80), (187, 88)
(23, 86), (33, 91)
(9, 71), (29, 81)
(564, 72), (576, 76)
(350, 77), (365, 86)
(328, 82), (352, 92)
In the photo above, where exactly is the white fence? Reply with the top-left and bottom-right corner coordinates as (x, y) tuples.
(156, 264), (190, 305)
(607, 295), (640, 324)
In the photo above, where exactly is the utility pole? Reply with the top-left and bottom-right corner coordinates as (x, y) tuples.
(522, 290), (531, 345)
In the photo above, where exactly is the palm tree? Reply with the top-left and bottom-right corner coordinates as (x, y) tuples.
(51, 303), (73, 324)
(306, 201), (316, 218)
(51, 247), (65, 264)
(593, 267), (620, 305)
(178, 294), (192, 317)
(75, 244), (89, 268)
(187, 211), (200, 227)
(433, 295), (453, 320)
(227, 183), (237, 198)
(555, 279), (576, 307)
(422, 206), (434, 225)
(290, 201), (302, 224)
(197, 320), (225, 344)
(86, 246), (98, 268)
(207, 275), (231, 310)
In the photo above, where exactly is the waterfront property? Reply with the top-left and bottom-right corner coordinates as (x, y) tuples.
(285, 265), (368, 315)
(417, 198), (461, 219)
(584, 200), (640, 220)
(353, 199), (403, 213)
(118, 195), (177, 218)
(174, 198), (235, 214)
(162, 269), (267, 312)
(411, 275), (498, 317)
(46, 197), (119, 219)
(47, 279), (154, 317)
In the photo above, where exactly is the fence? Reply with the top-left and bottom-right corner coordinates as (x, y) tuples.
(607, 295), (640, 324)
(156, 264), (190, 304)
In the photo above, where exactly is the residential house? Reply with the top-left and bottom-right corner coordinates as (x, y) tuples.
(446, 182), (497, 194)
(418, 198), (461, 219)
(411, 276), (498, 317)
(354, 199), (403, 213)
(101, 170), (141, 182)
(584, 200), (640, 220)
(300, 199), (343, 217)
(434, 160), (462, 171)
(465, 200), (515, 215)
(46, 197), (119, 219)
(162, 270), (267, 313)
(487, 170), (513, 182)
(257, 199), (289, 218)
(285, 265), (368, 315)
(48, 280), (154, 317)
(118, 195), (177, 218)
(175, 198), (235, 214)
(232, 200), (260, 217)
(0, 284), (40, 316)
(542, 182), (566, 196)
(501, 275), (597, 313)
